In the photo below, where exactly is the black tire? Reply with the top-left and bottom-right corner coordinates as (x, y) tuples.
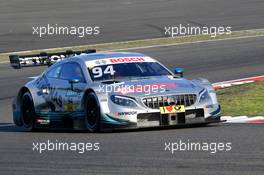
(84, 92), (101, 132)
(21, 92), (35, 131)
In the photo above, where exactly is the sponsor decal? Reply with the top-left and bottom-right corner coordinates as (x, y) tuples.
(36, 119), (50, 125)
(113, 111), (137, 116)
(160, 105), (185, 114)
(110, 57), (145, 63)
(65, 89), (81, 97)
(85, 56), (155, 68)
(64, 103), (75, 111)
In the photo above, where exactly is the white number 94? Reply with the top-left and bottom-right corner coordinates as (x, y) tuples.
(92, 65), (115, 78)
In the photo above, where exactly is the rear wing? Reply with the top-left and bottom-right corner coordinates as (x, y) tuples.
(9, 49), (96, 69)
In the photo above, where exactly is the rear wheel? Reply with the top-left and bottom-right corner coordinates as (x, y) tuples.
(21, 92), (35, 131)
(84, 92), (101, 132)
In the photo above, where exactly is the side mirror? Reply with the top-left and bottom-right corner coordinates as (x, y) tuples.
(68, 78), (80, 90)
(174, 68), (185, 77)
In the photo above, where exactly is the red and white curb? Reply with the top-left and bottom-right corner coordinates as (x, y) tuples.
(212, 75), (264, 123)
(221, 116), (264, 123)
(212, 75), (264, 90)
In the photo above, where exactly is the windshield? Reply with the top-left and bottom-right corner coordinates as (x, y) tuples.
(88, 62), (172, 81)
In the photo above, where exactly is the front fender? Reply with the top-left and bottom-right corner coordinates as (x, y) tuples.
(192, 78), (219, 105)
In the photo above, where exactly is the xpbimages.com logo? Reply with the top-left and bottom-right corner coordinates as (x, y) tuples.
(32, 140), (100, 154)
(164, 140), (232, 154)
(97, 82), (177, 95)
(32, 24), (100, 38)
(164, 24), (232, 38)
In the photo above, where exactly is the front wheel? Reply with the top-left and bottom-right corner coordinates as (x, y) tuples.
(84, 92), (101, 132)
(21, 92), (35, 131)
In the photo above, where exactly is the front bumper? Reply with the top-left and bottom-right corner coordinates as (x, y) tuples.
(101, 106), (221, 131)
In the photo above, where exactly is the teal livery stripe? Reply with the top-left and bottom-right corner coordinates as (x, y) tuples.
(101, 114), (130, 125)
(36, 111), (84, 119)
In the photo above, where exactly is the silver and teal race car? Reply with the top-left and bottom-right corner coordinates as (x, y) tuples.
(10, 50), (221, 132)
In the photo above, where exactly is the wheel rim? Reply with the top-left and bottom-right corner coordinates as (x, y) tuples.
(86, 97), (98, 127)
(22, 95), (34, 127)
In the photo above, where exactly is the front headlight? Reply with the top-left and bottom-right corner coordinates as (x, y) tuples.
(110, 95), (137, 107)
(199, 90), (211, 103)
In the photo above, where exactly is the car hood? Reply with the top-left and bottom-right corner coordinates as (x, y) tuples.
(93, 76), (204, 98)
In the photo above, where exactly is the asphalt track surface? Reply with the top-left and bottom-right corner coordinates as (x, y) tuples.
(0, 36), (264, 175)
(1, 0), (264, 52)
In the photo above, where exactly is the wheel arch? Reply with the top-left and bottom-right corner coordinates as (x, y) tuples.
(18, 87), (31, 100)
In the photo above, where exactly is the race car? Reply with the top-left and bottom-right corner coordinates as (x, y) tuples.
(10, 50), (221, 132)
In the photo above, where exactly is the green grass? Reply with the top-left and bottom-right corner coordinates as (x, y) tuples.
(217, 81), (264, 116)
(1, 28), (264, 62)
